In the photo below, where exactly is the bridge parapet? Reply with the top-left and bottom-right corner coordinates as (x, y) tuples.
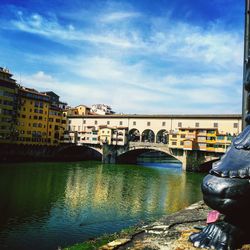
(129, 141), (169, 149)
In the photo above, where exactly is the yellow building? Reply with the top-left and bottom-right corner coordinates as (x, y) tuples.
(16, 87), (50, 144)
(16, 88), (67, 145)
(75, 105), (91, 115)
(43, 91), (67, 145)
(98, 126), (128, 145)
(0, 67), (18, 143)
(65, 105), (91, 117)
(99, 126), (112, 144)
(169, 128), (233, 153)
(47, 106), (66, 144)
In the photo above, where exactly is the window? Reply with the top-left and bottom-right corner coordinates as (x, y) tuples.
(133, 121), (136, 126)
(195, 122), (199, 128)
(78, 126), (80, 131)
(233, 123), (238, 128)
(95, 120), (98, 125)
(178, 122), (182, 128)
(172, 141), (177, 145)
(107, 121), (110, 125)
(21, 115), (26, 118)
(83, 120), (86, 124)
(180, 141), (184, 145)
(214, 122), (218, 128)
(119, 121), (123, 125)
(162, 121), (166, 126)
(147, 122), (151, 126)
(181, 134), (185, 138)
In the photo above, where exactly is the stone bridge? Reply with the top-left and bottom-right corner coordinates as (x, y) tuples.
(91, 141), (221, 171)
(61, 141), (221, 171)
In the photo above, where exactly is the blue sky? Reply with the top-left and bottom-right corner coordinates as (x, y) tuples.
(0, 0), (244, 114)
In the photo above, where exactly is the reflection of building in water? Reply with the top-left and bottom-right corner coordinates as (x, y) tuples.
(64, 165), (202, 221)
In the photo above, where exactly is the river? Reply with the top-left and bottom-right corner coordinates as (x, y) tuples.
(0, 160), (204, 250)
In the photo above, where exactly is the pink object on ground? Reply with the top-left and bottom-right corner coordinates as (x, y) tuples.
(206, 210), (220, 224)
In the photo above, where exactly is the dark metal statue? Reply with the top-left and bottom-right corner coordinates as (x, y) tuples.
(189, 1), (250, 249)
(189, 127), (250, 249)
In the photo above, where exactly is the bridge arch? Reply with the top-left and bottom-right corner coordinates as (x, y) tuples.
(156, 129), (169, 144)
(55, 144), (102, 161)
(128, 128), (141, 142)
(117, 146), (183, 166)
(141, 129), (155, 143)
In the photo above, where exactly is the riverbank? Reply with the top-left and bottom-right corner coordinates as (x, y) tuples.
(64, 201), (208, 250)
(64, 201), (250, 250)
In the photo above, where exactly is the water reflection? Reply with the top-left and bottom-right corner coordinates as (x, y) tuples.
(0, 161), (203, 250)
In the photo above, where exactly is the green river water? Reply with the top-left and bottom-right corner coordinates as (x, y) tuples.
(0, 160), (204, 250)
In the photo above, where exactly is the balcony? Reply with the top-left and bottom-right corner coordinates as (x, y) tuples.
(206, 147), (215, 152)
(206, 140), (216, 144)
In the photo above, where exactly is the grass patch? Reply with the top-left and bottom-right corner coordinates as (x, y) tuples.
(63, 226), (140, 250)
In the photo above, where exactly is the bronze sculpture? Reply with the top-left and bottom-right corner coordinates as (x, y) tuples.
(189, 1), (250, 249)
(189, 127), (250, 249)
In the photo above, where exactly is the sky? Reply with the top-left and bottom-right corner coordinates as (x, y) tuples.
(0, 0), (245, 114)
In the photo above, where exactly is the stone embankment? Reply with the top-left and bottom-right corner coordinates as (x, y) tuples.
(99, 201), (250, 250)
(0, 143), (101, 163)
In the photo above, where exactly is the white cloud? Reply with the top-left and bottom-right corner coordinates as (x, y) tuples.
(100, 11), (141, 23)
(5, 6), (243, 114)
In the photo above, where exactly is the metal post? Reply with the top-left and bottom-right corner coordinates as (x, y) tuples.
(243, 0), (250, 129)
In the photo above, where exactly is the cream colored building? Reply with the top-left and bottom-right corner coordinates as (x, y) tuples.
(67, 114), (241, 141)
(98, 126), (128, 146)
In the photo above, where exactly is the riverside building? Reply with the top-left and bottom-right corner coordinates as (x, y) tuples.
(16, 87), (51, 144)
(16, 88), (67, 145)
(0, 67), (18, 143)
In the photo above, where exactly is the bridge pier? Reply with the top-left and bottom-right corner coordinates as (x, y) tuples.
(102, 144), (117, 164)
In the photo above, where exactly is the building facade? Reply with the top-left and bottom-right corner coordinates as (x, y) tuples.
(16, 88), (67, 145)
(16, 87), (50, 144)
(0, 67), (18, 143)
(169, 128), (233, 153)
(66, 114), (241, 151)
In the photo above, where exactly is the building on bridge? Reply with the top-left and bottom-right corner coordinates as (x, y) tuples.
(64, 114), (242, 170)
(169, 128), (234, 153)
(66, 114), (241, 150)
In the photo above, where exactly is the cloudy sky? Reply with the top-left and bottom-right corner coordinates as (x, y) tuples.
(0, 0), (244, 114)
